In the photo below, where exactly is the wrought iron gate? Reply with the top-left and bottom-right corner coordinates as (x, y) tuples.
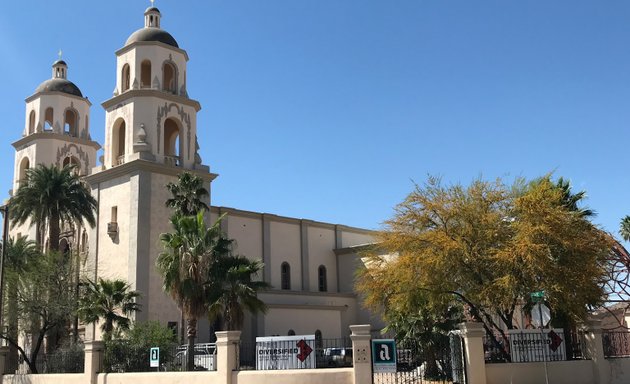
(373, 332), (467, 384)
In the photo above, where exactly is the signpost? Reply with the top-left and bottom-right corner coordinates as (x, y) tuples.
(530, 290), (549, 384)
(372, 339), (397, 373)
(150, 347), (160, 369)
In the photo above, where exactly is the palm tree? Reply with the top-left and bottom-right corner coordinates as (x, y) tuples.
(207, 256), (270, 331)
(77, 278), (141, 341)
(165, 172), (209, 216)
(620, 216), (630, 242)
(10, 164), (97, 252)
(157, 212), (230, 370)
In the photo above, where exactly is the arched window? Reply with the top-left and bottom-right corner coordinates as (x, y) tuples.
(318, 265), (327, 292)
(18, 157), (29, 186)
(64, 109), (78, 136)
(288, 329), (295, 336)
(141, 60), (152, 88)
(163, 62), (177, 94)
(112, 119), (126, 166)
(63, 156), (80, 174)
(44, 107), (54, 131)
(281, 262), (291, 290)
(163, 118), (181, 166)
(28, 110), (36, 134)
(121, 64), (131, 92)
(315, 330), (323, 349)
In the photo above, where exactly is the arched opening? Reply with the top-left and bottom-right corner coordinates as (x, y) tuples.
(141, 60), (152, 88)
(163, 62), (177, 94)
(121, 64), (131, 92)
(281, 262), (291, 290)
(112, 119), (126, 166)
(318, 265), (327, 292)
(64, 109), (78, 136)
(44, 107), (54, 131)
(63, 156), (80, 174)
(28, 110), (36, 134)
(18, 157), (30, 186)
(163, 118), (181, 166)
(315, 330), (323, 350)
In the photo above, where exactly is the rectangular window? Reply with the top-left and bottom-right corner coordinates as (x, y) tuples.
(111, 206), (118, 222)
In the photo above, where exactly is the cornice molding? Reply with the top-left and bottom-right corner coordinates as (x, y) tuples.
(102, 90), (201, 112)
(12, 132), (101, 151)
(85, 159), (217, 184)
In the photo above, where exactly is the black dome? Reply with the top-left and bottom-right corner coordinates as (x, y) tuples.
(125, 28), (179, 48)
(145, 6), (160, 13)
(35, 78), (83, 97)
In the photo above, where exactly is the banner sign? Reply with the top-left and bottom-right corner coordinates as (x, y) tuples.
(508, 329), (566, 362)
(256, 335), (316, 370)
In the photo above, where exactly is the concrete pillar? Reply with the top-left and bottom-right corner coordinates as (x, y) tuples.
(583, 319), (609, 384)
(216, 330), (241, 384)
(84, 340), (104, 384)
(350, 324), (372, 384)
(459, 322), (487, 384)
(0, 345), (8, 379)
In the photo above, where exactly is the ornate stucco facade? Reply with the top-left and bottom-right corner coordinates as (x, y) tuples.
(9, 6), (381, 344)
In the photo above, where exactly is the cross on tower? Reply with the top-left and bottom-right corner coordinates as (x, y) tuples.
(58, 49), (63, 60)
(150, 0), (155, 6)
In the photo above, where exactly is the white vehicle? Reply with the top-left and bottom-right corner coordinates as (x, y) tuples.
(322, 347), (353, 367)
(175, 343), (217, 371)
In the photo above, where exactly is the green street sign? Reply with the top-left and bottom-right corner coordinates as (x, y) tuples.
(372, 339), (397, 373)
(531, 290), (545, 302)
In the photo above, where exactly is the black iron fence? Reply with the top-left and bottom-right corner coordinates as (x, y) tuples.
(603, 331), (630, 358)
(238, 337), (352, 370)
(104, 341), (217, 372)
(6, 344), (85, 374)
(373, 333), (466, 384)
(484, 329), (587, 363)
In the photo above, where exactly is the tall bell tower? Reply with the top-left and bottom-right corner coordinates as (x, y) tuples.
(11, 57), (100, 245)
(85, 5), (216, 339)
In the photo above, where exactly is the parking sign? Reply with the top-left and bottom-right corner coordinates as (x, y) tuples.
(372, 339), (396, 373)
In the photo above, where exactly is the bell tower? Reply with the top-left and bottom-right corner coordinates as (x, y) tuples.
(85, 5), (215, 339)
(99, 5), (206, 171)
(11, 57), (100, 241)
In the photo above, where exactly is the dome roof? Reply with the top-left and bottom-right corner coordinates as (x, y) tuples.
(35, 78), (83, 97)
(53, 59), (67, 66)
(125, 28), (179, 48)
(145, 6), (160, 13)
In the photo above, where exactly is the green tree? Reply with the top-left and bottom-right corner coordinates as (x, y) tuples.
(104, 321), (177, 372)
(1, 251), (77, 373)
(1, 237), (41, 373)
(356, 176), (611, 360)
(10, 164), (96, 252)
(77, 278), (141, 341)
(207, 255), (269, 331)
(165, 172), (209, 216)
(157, 212), (230, 370)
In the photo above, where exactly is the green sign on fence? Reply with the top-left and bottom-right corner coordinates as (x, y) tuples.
(372, 339), (397, 373)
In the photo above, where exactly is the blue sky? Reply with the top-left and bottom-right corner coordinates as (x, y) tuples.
(1, 1), (630, 237)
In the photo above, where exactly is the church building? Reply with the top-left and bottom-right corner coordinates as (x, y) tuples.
(9, 5), (381, 344)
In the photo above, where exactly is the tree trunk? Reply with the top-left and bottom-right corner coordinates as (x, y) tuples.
(186, 318), (197, 371)
(48, 213), (60, 252)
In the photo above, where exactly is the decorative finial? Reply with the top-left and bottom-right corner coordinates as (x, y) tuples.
(58, 49), (63, 60)
(150, 0), (155, 6)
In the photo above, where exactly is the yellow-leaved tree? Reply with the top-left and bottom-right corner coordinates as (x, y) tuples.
(357, 175), (612, 360)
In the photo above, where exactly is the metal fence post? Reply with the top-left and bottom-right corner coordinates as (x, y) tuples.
(349, 324), (372, 384)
